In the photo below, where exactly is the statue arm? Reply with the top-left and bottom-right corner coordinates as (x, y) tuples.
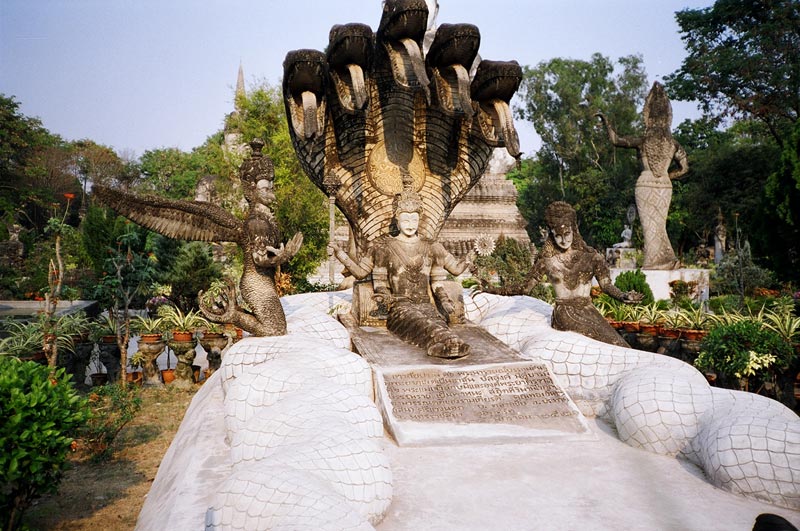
(668, 141), (689, 180)
(595, 113), (642, 149)
(435, 243), (475, 277)
(256, 233), (304, 268)
(328, 243), (373, 279)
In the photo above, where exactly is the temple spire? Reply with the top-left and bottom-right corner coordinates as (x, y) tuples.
(235, 62), (246, 112)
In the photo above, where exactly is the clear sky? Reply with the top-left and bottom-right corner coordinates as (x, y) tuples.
(1, 0), (711, 159)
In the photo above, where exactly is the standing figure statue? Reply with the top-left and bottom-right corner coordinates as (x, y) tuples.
(478, 201), (641, 348)
(597, 82), (688, 269)
(330, 186), (474, 359)
(94, 139), (302, 337)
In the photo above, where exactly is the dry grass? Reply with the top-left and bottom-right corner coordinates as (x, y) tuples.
(23, 385), (197, 530)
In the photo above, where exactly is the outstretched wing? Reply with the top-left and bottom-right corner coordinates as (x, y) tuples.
(93, 185), (243, 243)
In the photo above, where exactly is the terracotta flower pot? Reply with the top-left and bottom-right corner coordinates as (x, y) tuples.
(101, 335), (117, 344)
(126, 371), (143, 385)
(171, 330), (193, 342)
(161, 369), (176, 384)
(659, 328), (682, 340)
(639, 323), (659, 336)
(139, 333), (164, 343)
(683, 329), (707, 341)
(622, 321), (640, 333)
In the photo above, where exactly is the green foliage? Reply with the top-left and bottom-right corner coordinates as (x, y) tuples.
(666, 0), (799, 146)
(513, 54), (646, 248)
(473, 236), (533, 290)
(80, 383), (141, 460)
(162, 242), (222, 311)
(695, 320), (794, 390)
(711, 242), (775, 297)
(666, 0), (800, 281)
(137, 147), (204, 200)
(0, 357), (90, 529)
(237, 81), (329, 280)
(613, 269), (654, 305)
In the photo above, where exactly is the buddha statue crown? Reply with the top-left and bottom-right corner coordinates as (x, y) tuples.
(394, 176), (423, 215)
(544, 200), (577, 233)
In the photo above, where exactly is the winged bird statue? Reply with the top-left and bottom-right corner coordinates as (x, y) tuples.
(93, 139), (303, 336)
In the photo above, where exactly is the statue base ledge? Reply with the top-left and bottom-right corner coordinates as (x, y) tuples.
(350, 324), (593, 446)
(608, 267), (711, 302)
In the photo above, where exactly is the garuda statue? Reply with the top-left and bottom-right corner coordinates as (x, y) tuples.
(283, 0), (522, 329)
(597, 82), (688, 270)
(93, 139), (302, 336)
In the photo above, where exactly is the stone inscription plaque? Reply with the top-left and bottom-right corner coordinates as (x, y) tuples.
(382, 364), (579, 428)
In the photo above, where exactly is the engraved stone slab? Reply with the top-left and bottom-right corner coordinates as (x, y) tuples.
(352, 325), (593, 446)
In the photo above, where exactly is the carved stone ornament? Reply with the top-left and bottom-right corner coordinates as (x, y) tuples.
(283, 0), (521, 255)
(480, 201), (642, 347)
(93, 139), (303, 337)
(283, 0), (522, 355)
(597, 82), (688, 270)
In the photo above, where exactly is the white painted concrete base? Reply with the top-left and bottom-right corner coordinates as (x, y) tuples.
(377, 419), (799, 530)
(609, 268), (710, 302)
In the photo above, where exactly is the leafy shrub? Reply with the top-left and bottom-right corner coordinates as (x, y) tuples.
(695, 320), (794, 394)
(80, 383), (142, 460)
(711, 243), (775, 296)
(473, 236), (533, 291)
(0, 358), (89, 530)
(614, 269), (654, 305)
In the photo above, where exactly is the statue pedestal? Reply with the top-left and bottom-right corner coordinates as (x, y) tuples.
(605, 247), (638, 269)
(609, 267), (711, 303)
(351, 324), (592, 446)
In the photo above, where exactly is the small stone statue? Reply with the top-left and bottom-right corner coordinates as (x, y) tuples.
(613, 224), (633, 248)
(714, 209), (727, 265)
(330, 186), (474, 358)
(478, 201), (641, 347)
(597, 82), (688, 270)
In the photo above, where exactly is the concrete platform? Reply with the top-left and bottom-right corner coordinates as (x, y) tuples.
(378, 418), (800, 530)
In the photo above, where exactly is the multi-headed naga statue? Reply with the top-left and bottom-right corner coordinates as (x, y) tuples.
(282, 0), (522, 353)
(93, 139), (302, 336)
(597, 82), (688, 270)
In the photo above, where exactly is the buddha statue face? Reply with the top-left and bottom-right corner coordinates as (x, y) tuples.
(396, 211), (420, 238)
(551, 224), (574, 251)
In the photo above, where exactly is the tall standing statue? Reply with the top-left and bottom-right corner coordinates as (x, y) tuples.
(597, 82), (688, 270)
(478, 201), (642, 348)
(93, 139), (302, 336)
(283, 0), (522, 332)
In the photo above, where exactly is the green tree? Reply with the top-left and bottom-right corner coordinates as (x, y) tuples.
(231, 81), (329, 281)
(138, 147), (203, 200)
(514, 54), (648, 249)
(666, 0), (800, 280)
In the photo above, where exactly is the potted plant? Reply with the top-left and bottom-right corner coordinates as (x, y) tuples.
(620, 304), (641, 333)
(659, 310), (684, 340)
(157, 306), (209, 341)
(0, 319), (46, 362)
(59, 311), (91, 344)
(679, 306), (712, 341)
(694, 320), (793, 393)
(127, 350), (145, 385)
(199, 321), (226, 340)
(638, 303), (664, 336)
(132, 315), (165, 343)
(90, 314), (120, 345)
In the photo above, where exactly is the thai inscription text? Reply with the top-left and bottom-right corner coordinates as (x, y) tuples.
(384, 365), (577, 424)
